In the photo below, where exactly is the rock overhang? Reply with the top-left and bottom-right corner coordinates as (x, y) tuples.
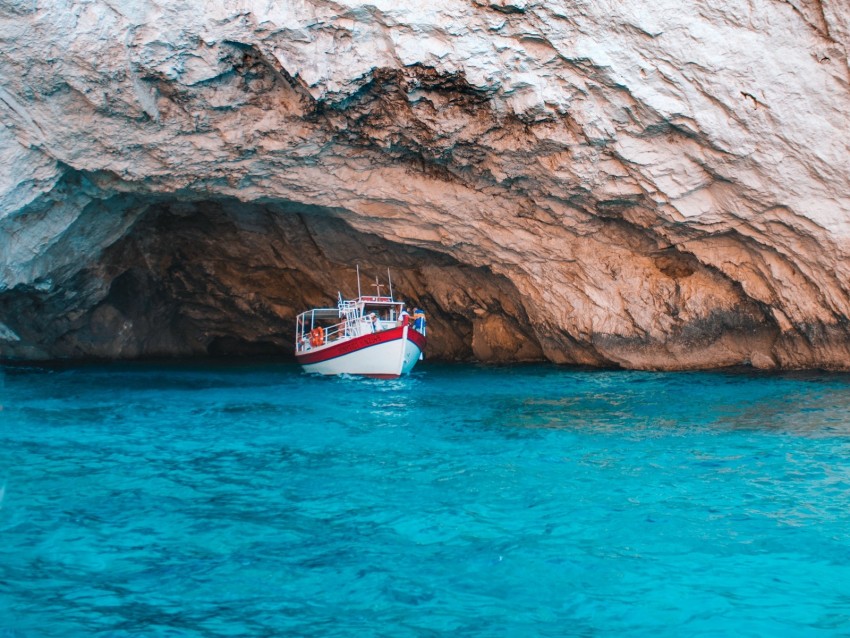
(1, 0), (849, 369)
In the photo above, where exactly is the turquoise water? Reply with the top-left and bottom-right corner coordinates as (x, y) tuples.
(2, 362), (850, 636)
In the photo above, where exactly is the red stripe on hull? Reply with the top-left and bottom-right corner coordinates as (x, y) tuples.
(406, 327), (427, 351)
(295, 325), (426, 365)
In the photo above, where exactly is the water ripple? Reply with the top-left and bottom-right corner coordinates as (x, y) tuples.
(2, 363), (850, 635)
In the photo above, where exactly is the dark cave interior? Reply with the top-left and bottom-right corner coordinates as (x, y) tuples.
(0, 197), (544, 363)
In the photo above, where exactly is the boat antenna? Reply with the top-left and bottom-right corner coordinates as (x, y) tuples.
(387, 267), (394, 300)
(356, 264), (362, 298)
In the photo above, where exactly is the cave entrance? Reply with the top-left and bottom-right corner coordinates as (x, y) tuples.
(0, 197), (544, 363)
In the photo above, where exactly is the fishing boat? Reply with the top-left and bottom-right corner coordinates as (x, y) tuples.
(294, 272), (427, 378)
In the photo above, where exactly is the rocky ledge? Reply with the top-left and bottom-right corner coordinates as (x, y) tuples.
(1, 0), (850, 369)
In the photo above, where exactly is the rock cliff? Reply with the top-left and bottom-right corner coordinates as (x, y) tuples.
(1, 0), (850, 368)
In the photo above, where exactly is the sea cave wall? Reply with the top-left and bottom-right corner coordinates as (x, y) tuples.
(1, 0), (850, 369)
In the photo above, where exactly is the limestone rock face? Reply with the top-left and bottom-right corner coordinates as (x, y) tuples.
(1, 0), (850, 368)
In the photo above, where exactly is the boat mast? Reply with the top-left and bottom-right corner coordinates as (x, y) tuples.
(387, 267), (394, 300)
(356, 264), (362, 298)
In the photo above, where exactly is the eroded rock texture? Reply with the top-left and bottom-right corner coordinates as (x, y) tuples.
(1, 0), (850, 368)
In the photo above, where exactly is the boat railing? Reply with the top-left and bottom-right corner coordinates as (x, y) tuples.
(295, 299), (420, 353)
(324, 320), (344, 342)
(295, 316), (359, 352)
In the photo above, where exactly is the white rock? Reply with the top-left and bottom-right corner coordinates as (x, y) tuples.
(0, 0), (849, 368)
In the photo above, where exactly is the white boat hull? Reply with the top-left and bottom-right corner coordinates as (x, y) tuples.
(296, 324), (425, 378)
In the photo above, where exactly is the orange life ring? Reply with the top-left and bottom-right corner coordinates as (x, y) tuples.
(310, 327), (325, 347)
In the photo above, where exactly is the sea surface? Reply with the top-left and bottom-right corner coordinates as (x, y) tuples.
(1, 362), (850, 637)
